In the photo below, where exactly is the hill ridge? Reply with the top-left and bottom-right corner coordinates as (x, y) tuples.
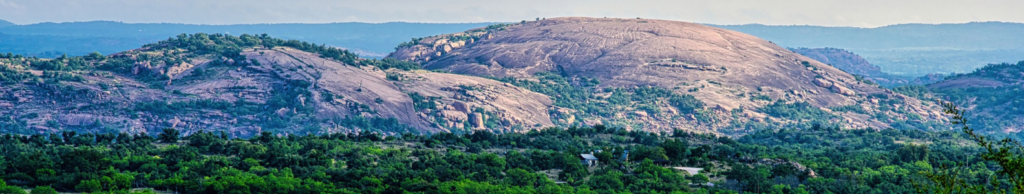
(0, 19), (13, 27)
(390, 17), (948, 132)
(0, 33), (556, 136)
(907, 61), (1024, 134)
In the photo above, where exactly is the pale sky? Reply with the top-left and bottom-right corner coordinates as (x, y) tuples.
(1, 0), (1021, 27)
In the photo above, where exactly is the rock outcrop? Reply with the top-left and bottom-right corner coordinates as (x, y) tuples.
(390, 17), (947, 131)
(0, 43), (555, 136)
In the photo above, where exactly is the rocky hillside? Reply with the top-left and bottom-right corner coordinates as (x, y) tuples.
(892, 61), (1024, 134)
(0, 34), (555, 137)
(390, 17), (948, 133)
(0, 19), (957, 137)
(790, 48), (884, 77)
(928, 62), (1024, 90)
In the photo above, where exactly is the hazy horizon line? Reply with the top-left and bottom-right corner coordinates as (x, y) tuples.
(3, 17), (1022, 29)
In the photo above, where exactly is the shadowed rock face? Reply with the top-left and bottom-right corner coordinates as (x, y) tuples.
(391, 17), (948, 131)
(790, 47), (952, 87)
(790, 48), (884, 77)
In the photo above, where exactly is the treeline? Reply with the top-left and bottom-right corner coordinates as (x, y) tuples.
(0, 126), (719, 193)
(1, 119), (1010, 193)
(3, 33), (420, 84)
(147, 33), (360, 66)
(149, 33), (422, 71)
(0, 54), (93, 84)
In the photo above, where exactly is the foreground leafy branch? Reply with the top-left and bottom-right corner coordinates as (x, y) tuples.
(917, 102), (1024, 193)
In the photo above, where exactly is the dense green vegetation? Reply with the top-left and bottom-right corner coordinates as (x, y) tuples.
(0, 54), (35, 84)
(409, 92), (441, 111)
(917, 102), (1024, 193)
(0, 126), (706, 193)
(761, 100), (836, 122)
(0, 53), (94, 84)
(2, 114), (1011, 194)
(499, 72), (709, 128)
(926, 85), (1024, 134)
(150, 33), (361, 66)
(363, 58), (421, 71)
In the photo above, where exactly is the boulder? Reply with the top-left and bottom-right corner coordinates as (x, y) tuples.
(275, 108), (290, 117)
(442, 44), (453, 53)
(830, 85), (856, 96)
(451, 101), (470, 113)
(469, 112), (485, 129)
(169, 118), (181, 128)
(441, 110), (468, 122)
(61, 114), (100, 126)
(634, 111), (649, 118)
(813, 78), (833, 88)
